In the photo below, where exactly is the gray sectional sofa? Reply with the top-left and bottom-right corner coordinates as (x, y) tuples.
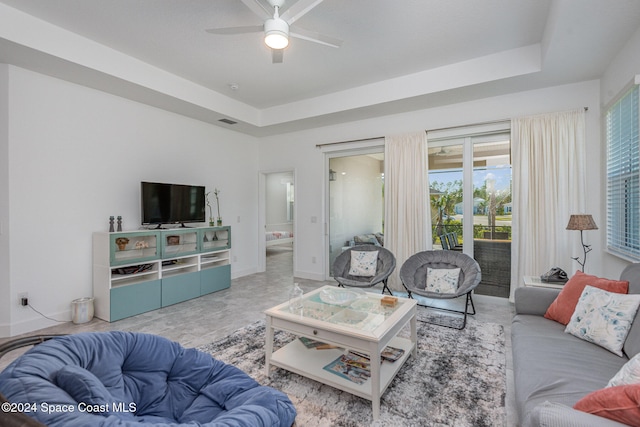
(512, 263), (640, 427)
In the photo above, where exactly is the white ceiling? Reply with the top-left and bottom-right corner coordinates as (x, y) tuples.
(0, 0), (639, 136)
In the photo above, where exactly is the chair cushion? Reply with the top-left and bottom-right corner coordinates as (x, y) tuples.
(0, 332), (296, 427)
(55, 365), (128, 418)
(399, 250), (481, 298)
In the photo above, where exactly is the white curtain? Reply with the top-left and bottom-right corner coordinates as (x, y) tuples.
(384, 131), (432, 292)
(510, 109), (586, 301)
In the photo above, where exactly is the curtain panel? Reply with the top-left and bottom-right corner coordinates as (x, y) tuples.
(384, 132), (431, 292)
(510, 109), (586, 301)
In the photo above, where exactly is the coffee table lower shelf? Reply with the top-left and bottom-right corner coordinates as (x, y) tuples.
(269, 335), (414, 401)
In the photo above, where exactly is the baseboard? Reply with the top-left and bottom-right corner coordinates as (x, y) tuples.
(293, 270), (325, 282)
(0, 310), (70, 338)
(0, 322), (9, 338)
(231, 267), (258, 280)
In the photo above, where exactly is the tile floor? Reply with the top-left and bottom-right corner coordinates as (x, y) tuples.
(0, 245), (518, 425)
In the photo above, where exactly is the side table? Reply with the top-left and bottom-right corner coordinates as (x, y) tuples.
(523, 275), (566, 290)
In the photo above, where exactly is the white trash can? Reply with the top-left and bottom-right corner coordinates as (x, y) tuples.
(71, 297), (94, 324)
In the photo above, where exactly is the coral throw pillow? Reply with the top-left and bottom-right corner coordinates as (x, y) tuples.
(574, 384), (640, 425)
(544, 271), (628, 325)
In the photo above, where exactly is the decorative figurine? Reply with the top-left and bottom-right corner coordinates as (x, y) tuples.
(134, 241), (149, 249)
(115, 237), (129, 251)
(117, 216), (122, 232)
(109, 216), (115, 232)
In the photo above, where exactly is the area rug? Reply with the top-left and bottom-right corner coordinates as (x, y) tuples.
(197, 313), (506, 427)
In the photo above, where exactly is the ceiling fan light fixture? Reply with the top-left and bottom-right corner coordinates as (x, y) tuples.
(264, 18), (289, 49)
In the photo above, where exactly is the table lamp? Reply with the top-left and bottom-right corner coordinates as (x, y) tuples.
(566, 214), (598, 272)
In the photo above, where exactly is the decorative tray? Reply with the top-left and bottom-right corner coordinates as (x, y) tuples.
(319, 288), (364, 306)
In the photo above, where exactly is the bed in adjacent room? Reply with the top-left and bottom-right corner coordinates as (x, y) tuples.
(266, 223), (294, 247)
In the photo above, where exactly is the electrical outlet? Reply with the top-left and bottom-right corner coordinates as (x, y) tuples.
(18, 292), (28, 307)
(312, 256), (317, 264)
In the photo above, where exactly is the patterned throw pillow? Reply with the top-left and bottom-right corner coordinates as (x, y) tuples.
(608, 353), (640, 387)
(425, 268), (461, 294)
(348, 251), (378, 277)
(544, 271), (629, 325)
(565, 286), (640, 356)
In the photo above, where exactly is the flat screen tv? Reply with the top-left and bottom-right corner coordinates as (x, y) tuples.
(141, 181), (206, 227)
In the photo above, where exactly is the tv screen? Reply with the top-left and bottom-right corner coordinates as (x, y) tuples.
(141, 182), (206, 226)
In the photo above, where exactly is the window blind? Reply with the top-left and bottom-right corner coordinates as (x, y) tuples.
(607, 85), (640, 260)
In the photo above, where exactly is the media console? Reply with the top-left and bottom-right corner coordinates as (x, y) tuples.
(93, 226), (231, 322)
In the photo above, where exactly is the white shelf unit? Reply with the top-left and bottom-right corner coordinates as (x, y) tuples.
(93, 226), (231, 322)
(161, 255), (199, 277)
(200, 252), (231, 268)
(270, 336), (414, 400)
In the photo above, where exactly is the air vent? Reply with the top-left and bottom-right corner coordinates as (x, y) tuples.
(218, 118), (237, 125)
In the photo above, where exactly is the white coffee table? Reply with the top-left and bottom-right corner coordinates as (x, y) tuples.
(264, 286), (417, 420)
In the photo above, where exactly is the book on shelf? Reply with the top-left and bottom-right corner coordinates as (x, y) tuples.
(349, 345), (405, 363)
(323, 354), (371, 385)
(298, 337), (339, 350)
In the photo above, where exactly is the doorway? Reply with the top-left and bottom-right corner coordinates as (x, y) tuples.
(259, 170), (295, 276)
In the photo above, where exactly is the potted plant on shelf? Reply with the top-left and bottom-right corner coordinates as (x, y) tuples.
(206, 191), (215, 226)
(214, 188), (222, 226)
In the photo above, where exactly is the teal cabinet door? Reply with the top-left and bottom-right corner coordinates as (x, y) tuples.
(110, 231), (160, 266)
(160, 229), (199, 258)
(199, 226), (231, 252)
(110, 280), (161, 321)
(162, 271), (201, 306)
(201, 265), (231, 295)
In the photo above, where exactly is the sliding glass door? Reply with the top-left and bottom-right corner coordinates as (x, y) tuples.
(429, 142), (465, 251)
(428, 131), (512, 297)
(326, 150), (384, 277)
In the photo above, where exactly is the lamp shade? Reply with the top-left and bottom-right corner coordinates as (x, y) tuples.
(566, 214), (598, 231)
(264, 18), (289, 49)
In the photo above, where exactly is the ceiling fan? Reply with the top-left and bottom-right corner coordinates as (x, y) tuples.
(206, 0), (342, 63)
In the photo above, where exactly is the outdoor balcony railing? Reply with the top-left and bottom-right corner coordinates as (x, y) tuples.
(432, 225), (512, 244)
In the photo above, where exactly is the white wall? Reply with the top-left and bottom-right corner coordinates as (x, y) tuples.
(3, 66), (258, 336)
(259, 80), (603, 281)
(0, 64), (9, 330)
(599, 25), (640, 280)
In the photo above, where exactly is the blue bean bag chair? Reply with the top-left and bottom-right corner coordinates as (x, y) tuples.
(0, 331), (296, 426)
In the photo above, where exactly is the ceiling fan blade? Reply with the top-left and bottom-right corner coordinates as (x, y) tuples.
(272, 49), (284, 63)
(290, 27), (342, 48)
(280, 0), (324, 25)
(206, 25), (263, 35)
(240, 0), (271, 19)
